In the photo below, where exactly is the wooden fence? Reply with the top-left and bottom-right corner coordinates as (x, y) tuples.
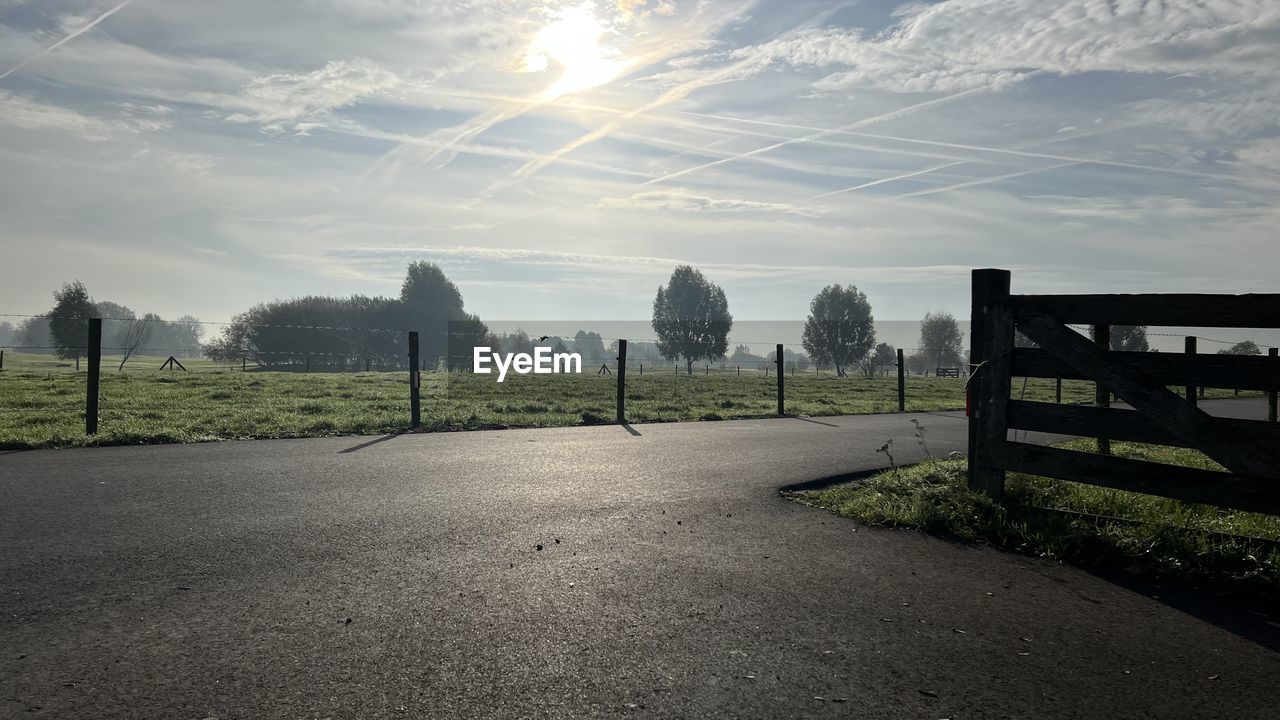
(967, 268), (1280, 515)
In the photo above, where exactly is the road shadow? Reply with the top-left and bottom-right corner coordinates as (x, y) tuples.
(620, 423), (642, 437)
(790, 416), (840, 428)
(1081, 567), (1280, 653)
(779, 468), (884, 493)
(338, 432), (405, 454)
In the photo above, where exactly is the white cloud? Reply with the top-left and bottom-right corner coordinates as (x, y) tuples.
(595, 188), (823, 215)
(0, 90), (114, 140)
(223, 58), (404, 127)
(736, 0), (1279, 94)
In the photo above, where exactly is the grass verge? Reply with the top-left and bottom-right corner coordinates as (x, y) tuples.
(801, 441), (1280, 602)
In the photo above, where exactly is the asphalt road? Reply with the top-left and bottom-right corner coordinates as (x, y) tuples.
(2, 401), (1277, 719)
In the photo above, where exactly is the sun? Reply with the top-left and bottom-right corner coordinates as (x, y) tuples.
(523, 3), (626, 99)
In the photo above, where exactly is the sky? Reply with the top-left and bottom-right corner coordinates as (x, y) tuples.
(1, 0), (1277, 330)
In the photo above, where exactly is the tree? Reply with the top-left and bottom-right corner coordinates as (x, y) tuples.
(400, 261), (467, 360)
(1219, 340), (1262, 355)
(49, 281), (96, 361)
(864, 342), (897, 377)
(446, 314), (490, 372)
(801, 284), (875, 377)
(15, 316), (51, 350)
(918, 311), (964, 371)
(574, 330), (606, 365)
(0, 321), (13, 346)
(1110, 325), (1149, 352)
(651, 266), (732, 374)
(167, 315), (204, 357)
(116, 318), (152, 370)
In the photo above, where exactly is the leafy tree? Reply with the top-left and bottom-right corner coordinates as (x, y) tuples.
(166, 315), (204, 356)
(49, 281), (96, 361)
(801, 284), (875, 377)
(651, 266), (732, 375)
(446, 314), (490, 371)
(1110, 325), (1149, 352)
(864, 342), (897, 377)
(574, 330), (606, 364)
(501, 329), (534, 356)
(15, 316), (51, 349)
(0, 321), (13, 346)
(400, 261), (467, 360)
(1218, 340), (1262, 355)
(918, 311), (964, 370)
(205, 264), (475, 370)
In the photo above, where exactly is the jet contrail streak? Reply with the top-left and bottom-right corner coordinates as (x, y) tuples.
(895, 162), (1081, 198)
(636, 81), (1004, 188)
(478, 1), (854, 199)
(0, 1), (130, 82)
(806, 126), (1128, 200)
(809, 161), (968, 199)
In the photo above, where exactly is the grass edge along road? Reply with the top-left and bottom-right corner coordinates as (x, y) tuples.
(799, 440), (1280, 604)
(0, 353), (1262, 450)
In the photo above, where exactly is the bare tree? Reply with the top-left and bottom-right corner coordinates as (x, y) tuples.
(117, 318), (152, 370)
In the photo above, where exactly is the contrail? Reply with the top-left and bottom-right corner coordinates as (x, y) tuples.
(894, 162), (1081, 199)
(807, 125), (1128, 200)
(0, 1), (130, 82)
(840, 130), (1234, 181)
(809, 161), (969, 199)
(366, 1), (766, 185)
(635, 80), (1011, 188)
(477, 1), (854, 200)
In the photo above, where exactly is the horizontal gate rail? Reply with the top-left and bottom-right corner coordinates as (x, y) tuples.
(1011, 347), (1280, 390)
(1006, 400), (1280, 450)
(968, 268), (1280, 514)
(1006, 293), (1280, 328)
(987, 441), (1280, 516)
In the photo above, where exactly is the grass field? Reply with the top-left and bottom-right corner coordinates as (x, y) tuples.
(0, 351), (1261, 450)
(802, 441), (1280, 600)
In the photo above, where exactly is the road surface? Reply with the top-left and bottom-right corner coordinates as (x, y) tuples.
(2, 401), (1276, 718)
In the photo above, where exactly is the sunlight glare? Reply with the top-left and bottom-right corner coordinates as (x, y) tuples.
(523, 3), (626, 99)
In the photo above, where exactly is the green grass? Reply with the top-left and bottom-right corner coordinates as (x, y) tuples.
(802, 441), (1280, 601)
(0, 351), (1263, 450)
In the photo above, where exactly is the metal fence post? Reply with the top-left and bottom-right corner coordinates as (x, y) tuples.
(408, 331), (421, 428)
(86, 318), (101, 435)
(1185, 336), (1197, 408)
(616, 340), (627, 424)
(1269, 347), (1278, 423)
(896, 348), (905, 412)
(775, 343), (784, 416)
(1055, 377), (1062, 404)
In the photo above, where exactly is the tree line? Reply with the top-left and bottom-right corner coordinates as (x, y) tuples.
(5, 281), (203, 368)
(648, 265), (965, 376)
(13, 262), (1264, 373)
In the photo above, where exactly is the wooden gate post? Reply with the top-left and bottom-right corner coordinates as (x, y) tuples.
(776, 343), (784, 416)
(1269, 347), (1278, 423)
(86, 318), (102, 435)
(1185, 336), (1198, 407)
(408, 331), (421, 428)
(1094, 324), (1111, 454)
(616, 339), (627, 424)
(896, 348), (905, 411)
(968, 269), (1012, 497)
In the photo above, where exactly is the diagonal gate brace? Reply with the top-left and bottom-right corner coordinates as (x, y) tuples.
(1012, 302), (1280, 479)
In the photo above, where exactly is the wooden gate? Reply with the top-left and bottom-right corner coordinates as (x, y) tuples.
(967, 268), (1280, 515)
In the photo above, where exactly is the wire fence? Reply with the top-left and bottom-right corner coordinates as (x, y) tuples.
(0, 313), (1274, 448)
